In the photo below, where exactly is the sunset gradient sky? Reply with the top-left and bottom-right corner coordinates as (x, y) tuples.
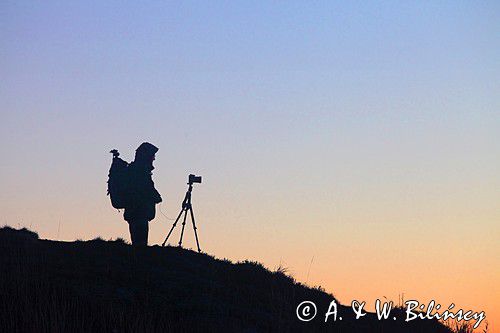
(1, 1), (499, 330)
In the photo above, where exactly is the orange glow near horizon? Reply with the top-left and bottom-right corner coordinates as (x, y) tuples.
(6, 185), (497, 331)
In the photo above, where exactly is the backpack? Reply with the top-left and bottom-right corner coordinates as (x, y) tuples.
(107, 149), (130, 209)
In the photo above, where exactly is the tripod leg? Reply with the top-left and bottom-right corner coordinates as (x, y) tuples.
(178, 208), (189, 247)
(189, 207), (201, 253)
(162, 208), (185, 246)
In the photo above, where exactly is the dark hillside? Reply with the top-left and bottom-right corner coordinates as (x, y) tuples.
(0, 227), (451, 332)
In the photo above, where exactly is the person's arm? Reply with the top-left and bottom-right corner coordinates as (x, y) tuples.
(145, 174), (162, 204)
(150, 179), (162, 204)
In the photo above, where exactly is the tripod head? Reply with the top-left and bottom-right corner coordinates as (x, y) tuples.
(183, 174), (201, 207)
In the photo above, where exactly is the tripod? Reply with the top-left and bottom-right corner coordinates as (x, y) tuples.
(162, 182), (201, 252)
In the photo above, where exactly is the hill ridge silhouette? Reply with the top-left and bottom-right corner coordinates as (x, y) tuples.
(0, 226), (452, 332)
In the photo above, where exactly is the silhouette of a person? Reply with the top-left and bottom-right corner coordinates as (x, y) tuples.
(124, 142), (162, 246)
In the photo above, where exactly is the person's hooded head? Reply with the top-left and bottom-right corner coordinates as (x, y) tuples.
(134, 142), (159, 168)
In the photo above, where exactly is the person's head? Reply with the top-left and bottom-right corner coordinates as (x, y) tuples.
(134, 142), (159, 166)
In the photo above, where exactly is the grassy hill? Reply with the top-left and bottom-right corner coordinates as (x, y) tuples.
(0, 226), (453, 332)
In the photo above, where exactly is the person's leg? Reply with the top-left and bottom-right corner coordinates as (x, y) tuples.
(136, 220), (149, 246)
(128, 221), (137, 245)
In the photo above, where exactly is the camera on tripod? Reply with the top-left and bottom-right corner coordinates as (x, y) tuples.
(162, 173), (203, 252)
(188, 174), (202, 185)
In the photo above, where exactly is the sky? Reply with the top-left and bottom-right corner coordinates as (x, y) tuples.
(1, 1), (499, 330)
